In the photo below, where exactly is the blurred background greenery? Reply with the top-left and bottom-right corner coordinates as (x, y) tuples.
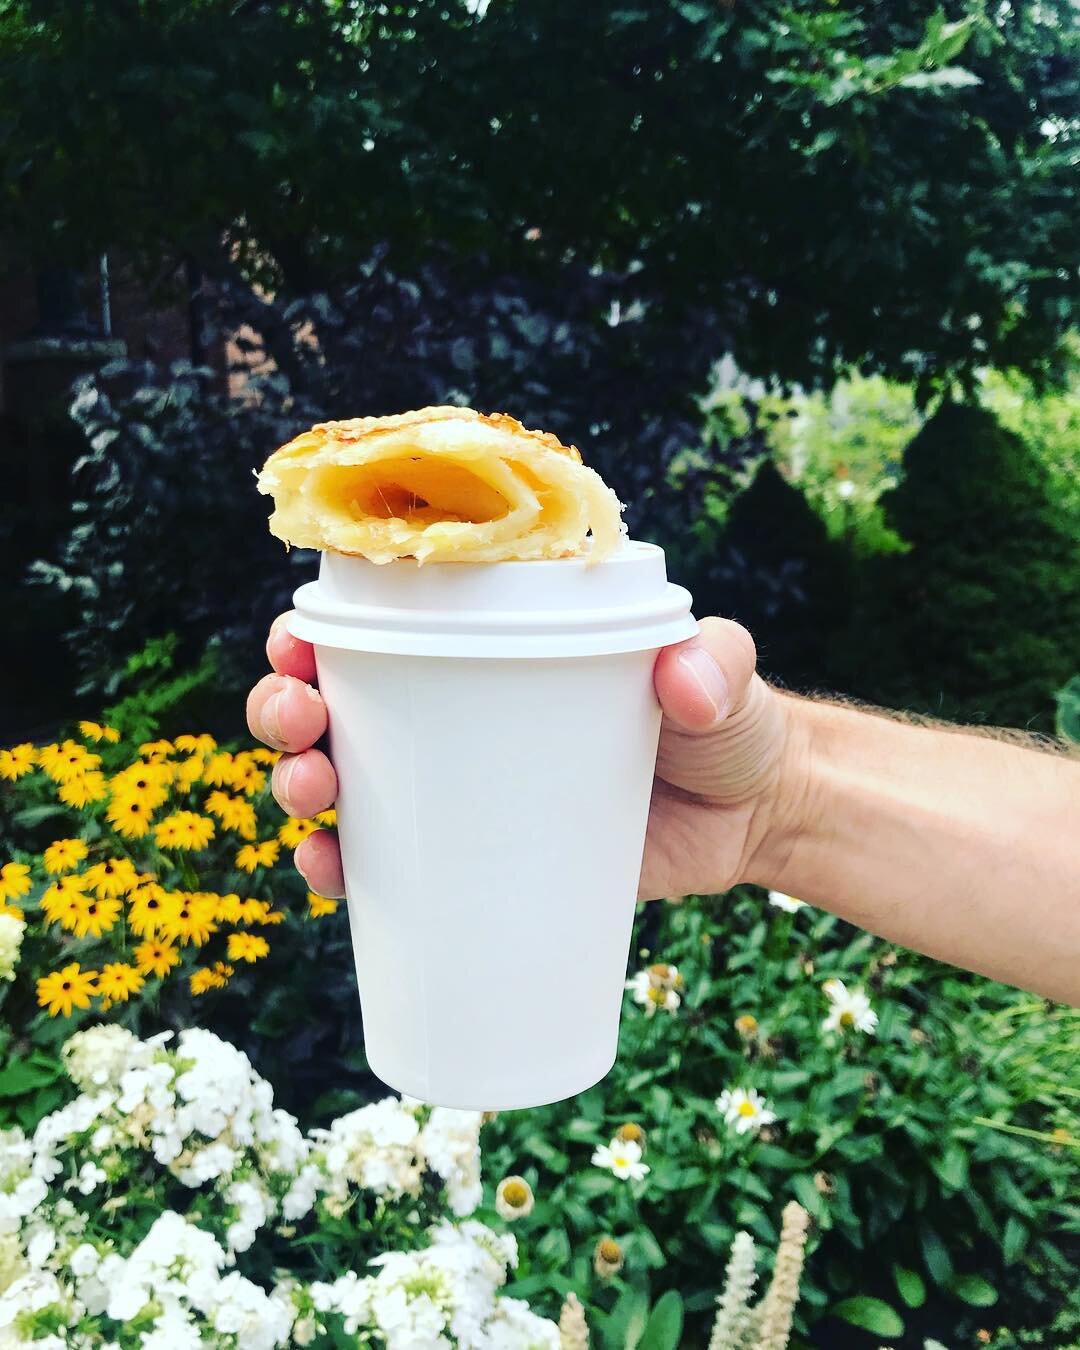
(0, 1), (1078, 1345)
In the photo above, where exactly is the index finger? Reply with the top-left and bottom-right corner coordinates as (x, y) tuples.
(267, 613), (318, 684)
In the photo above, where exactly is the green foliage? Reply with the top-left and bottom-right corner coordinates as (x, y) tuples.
(480, 894), (1079, 1343)
(686, 459), (853, 691)
(840, 403), (1080, 728)
(1, 0), (1077, 392)
(1056, 676), (1080, 744)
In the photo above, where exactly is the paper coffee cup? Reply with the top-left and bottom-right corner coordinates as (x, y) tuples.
(289, 541), (695, 1110)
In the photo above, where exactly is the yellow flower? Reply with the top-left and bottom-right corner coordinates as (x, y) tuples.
(65, 894), (122, 940)
(231, 753), (268, 796)
(314, 809), (337, 828)
(227, 932), (269, 963)
(0, 864), (31, 905)
(83, 858), (140, 898)
(43, 839), (89, 874)
(190, 961), (233, 994)
(308, 893), (339, 918)
(235, 840), (279, 873)
(127, 884), (181, 938)
(247, 747), (281, 765)
(105, 795), (154, 840)
(154, 812), (215, 851)
(111, 761), (172, 808)
(257, 909), (286, 925)
(214, 893), (245, 924)
(174, 733), (217, 755)
(278, 817), (319, 849)
(173, 756), (206, 792)
(134, 938), (181, 979)
(0, 744), (36, 781)
(58, 773), (108, 808)
(202, 752), (243, 788)
(39, 740), (101, 784)
(0, 904), (23, 921)
(79, 721), (120, 744)
(37, 962), (97, 1017)
(41, 874), (90, 921)
(96, 962), (145, 1004)
(204, 791), (257, 841)
(159, 893), (218, 946)
(137, 739), (174, 760)
(237, 898), (271, 923)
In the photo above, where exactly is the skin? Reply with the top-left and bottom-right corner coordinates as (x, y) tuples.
(248, 613), (1080, 1005)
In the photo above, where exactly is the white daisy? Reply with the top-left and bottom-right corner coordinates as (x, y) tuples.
(591, 1138), (649, 1181)
(768, 891), (806, 913)
(625, 964), (683, 1017)
(715, 1087), (777, 1136)
(822, 978), (879, 1036)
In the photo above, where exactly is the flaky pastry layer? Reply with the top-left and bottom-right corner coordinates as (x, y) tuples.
(257, 406), (625, 564)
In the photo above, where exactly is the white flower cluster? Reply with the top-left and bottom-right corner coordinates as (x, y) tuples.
(311, 1222), (557, 1349)
(0, 913), (25, 983)
(0, 1025), (556, 1349)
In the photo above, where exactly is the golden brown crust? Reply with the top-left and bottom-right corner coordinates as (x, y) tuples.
(295, 406), (582, 463)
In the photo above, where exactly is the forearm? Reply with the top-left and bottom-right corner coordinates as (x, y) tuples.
(747, 697), (1080, 1004)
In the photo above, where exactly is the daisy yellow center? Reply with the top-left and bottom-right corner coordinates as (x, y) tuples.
(502, 1180), (528, 1207)
(737, 1101), (757, 1117)
(839, 1010), (856, 1027)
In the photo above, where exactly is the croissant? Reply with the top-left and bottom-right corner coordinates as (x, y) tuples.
(257, 406), (625, 564)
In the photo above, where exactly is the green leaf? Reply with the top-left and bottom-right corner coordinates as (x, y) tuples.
(1056, 675), (1080, 743)
(0, 1060), (61, 1098)
(948, 1274), (998, 1307)
(831, 1297), (905, 1337)
(893, 1264), (926, 1309)
(930, 1143), (968, 1191)
(920, 1226), (954, 1286)
(638, 1292), (684, 1350)
(601, 1287), (650, 1350)
(1002, 1216), (1029, 1265)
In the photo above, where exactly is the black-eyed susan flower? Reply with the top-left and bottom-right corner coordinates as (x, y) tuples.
(37, 962), (97, 1017)
(204, 791), (257, 840)
(79, 721), (120, 744)
(495, 1176), (535, 1220)
(67, 895), (123, 940)
(0, 744), (36, 781)
(215, 893), (246, 924)
(39, 740), (101, 784)
(307, 893), (339, 918)
(227, 932), (269, 963)
(235, 840), (279, 873)
(231, 753), (268, 796)
(174, 733), (217, 755)
(154, 811), (215, 851)
(126, 883), (178, 938)
(42, 838), (89, 874)
(137, 739), (174, 760)
(314, 809), (337, 828)
(248, 747), (280, 766)
(57, 772), (108, 808)
(83, 858), (140, 899)
(190, 961), (233, 994)
(0, 863), (31, 905)
(202, 751), (243, 788)
(110, 760), (172, 808)
(41, 874), (91, 922)
(174, 755), (206, 792)
(134, 938), (181, 979)
(105, 795), (155, 840)
(159, 893), (218, 946)
(278, 817), (319, 849)
(96, 962), (145, 1004)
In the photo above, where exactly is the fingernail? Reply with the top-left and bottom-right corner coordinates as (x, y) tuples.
(262, 691), (287, 747)
(293, 839), (311, 883)
(274, 755), (299, 810)
(677, 647), (730, 725)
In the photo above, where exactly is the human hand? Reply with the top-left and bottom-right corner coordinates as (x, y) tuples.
(246, 613), (799, 900)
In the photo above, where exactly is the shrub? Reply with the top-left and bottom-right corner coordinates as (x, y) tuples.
(840, 403), (1080, 729)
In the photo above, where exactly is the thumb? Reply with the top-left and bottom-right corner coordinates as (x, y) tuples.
(652, 617), (788, 807)
(653, 617), (758, 732)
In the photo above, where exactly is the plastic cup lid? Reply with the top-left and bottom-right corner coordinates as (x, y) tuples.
(289, 540), (696, 658)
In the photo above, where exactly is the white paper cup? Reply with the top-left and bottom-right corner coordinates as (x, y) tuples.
(289, 541), (694, 1109)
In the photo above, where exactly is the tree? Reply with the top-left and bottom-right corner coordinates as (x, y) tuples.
(0, 0), (1076, 394)
(841, 402), (1080, 729)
